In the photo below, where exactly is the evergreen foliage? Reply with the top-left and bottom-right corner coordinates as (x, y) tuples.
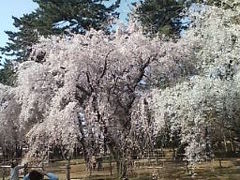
(133, 0), (187, 37)
(133, 0), (235, 37)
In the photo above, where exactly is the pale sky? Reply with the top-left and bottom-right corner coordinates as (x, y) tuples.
(0, 0), (38, 49)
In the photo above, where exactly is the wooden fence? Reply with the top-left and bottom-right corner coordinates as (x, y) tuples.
(0, 156), (177, 180)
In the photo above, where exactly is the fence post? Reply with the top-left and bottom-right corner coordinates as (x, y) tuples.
(24, 166), (28, 176)
(156, 151), (159, 165)
(2, 153), (5, 180)
(219, 158), (222, 168)
(2, 168), (5, 180)
(41, 162), (45, 171)
(109, 156), (113, 176)
(66, 160), (71, 180)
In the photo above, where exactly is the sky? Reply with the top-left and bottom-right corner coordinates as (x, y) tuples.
(0, 0), (38, 49)
(0, 0), (137, 52)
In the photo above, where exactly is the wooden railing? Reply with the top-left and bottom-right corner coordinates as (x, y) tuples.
(0, 150), (175, 180)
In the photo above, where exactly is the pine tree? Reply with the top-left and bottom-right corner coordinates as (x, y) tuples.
(1, 14), (39, 62)
(133, 0), (186, 37)
(133, 0), (232, 38)
(31, 0), (120, 35)
(0, 0), (120, 85)
(0, 60), (16, 86)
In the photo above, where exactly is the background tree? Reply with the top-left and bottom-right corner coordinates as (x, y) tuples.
(151, 1), (240, 168)
(132, 0), (236, 38)
(133, 0), (186, 37)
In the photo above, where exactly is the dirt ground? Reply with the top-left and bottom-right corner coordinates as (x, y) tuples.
(28, 158), (240, 179)
(2, 158), (240, 179)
